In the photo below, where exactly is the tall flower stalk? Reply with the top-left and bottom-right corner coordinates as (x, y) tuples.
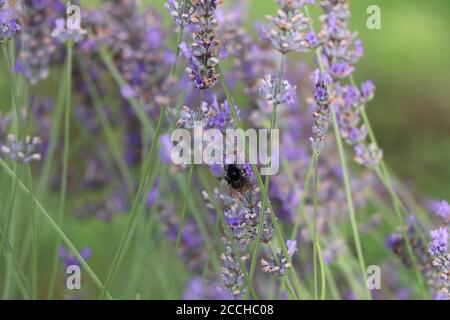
(47, 2), (87, 298)
(0, 3), (40, 299)
(309, 0), (428, 298)
(301, 1), (373, 299)
(99, 0), (191, 299)
(309, 69), (333, 299)
(166, 0), (223, 297)
(0, 158), (113, 299)
(246, 0), (316, 300)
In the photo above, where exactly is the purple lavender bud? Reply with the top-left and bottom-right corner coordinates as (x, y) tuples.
(276, 0), (315, 10)
(318, 0), (362, 79)
(15, 1), (64, 85)
(147, 180), (159, 207)
(264, 1), (315, 53)
(361, 80), (375, 103)
(286, 239), (298, 256)
(354, 143), (382, 168)
(261, 248), (291, 276)
(1, 134), (42, 163)
(159, 134), (173, 164)
(0, 8), (21, 44)
(120, 85), (136, 99)
(207, 97), (237, 132)
(183, 276), (229, 300)
(179, 0), (223, 90)
(58, 245), (91, 269)
(429, 227), (448, 257)
(258, 75), (297, 106)
(177, 102), (215, 129)
(431, 200), (450, 220)
(428, 226), (450, 299)
(309, 69), (333, 155)
(165, 0), (195, 28)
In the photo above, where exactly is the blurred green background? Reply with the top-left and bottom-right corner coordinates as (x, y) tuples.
(2, 0), (449, 199)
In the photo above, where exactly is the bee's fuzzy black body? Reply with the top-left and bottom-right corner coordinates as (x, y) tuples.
(224, 164), (248, 190)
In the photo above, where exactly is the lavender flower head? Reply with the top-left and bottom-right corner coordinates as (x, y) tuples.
(261, 240), (297, 276)
(318, 0), (361, 79)
(317, 1), (383, 168)
(432, 200), (450, 220)
(264, 0), (316, 53)
(429, 226), (450, 299)
(0, 5), (21, 44)
(58, 245), (91, 269)
(258, 75), (297, 106)
(1, 134), (42, 163)
(429, 227), (448, 257)
(165, 0), (195, 28)
(179, 0), (223, 89)
(16, 1), (64, 85)
(309, 69), (333, 155)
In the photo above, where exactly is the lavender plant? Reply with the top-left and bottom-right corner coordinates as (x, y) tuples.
(428, 200), (450, 299)
(0, 0), (446, 302)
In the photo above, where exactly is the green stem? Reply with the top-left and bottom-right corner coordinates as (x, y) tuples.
(375, 168), (429, 298)
(37, 73), (67, 192)
(2, 45), (24, 138)
(0, 227), (31, 299)
(47, 41), (73, 299)
(330, 106), (371, 299)
(246, 53), (286, 299)
(348, 76), (429, 298)
(197, 169), (259, 299)
(290, 158), (314, 239)
(0, 159), (113, 299)
(99, 108), (165, 299)
(2, 45), (39, 299)
(303, 5), (371, 299)
(77, 57), (135, 196)
(318, 242), (327, 300)
(1, 162), (19, 298)
(218, 66), (304, 300)
(312, 154), (319, 300)
(98, 2), (189, 298)
(164, 164), (195, 299)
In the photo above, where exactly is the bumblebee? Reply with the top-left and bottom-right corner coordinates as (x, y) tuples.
(224, 164), (249, 191)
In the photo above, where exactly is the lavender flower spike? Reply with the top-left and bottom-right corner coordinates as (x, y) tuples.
(165, 0), (195, 28)
(261, 240), (297, 276)
(318, 0), (383, 168)
(258, 75), (297, 106)
(1, 134), (42, 163)
(429, 227), (450, 300)
(59, 245), (91, 269)
(309, 69), (333, 155)
(180, 0), (223, 89)
(264, 0), (316, 53)
(433, 200), (450, 221)
(16, 1), (62, 85)
(0, 6), (21, 44)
